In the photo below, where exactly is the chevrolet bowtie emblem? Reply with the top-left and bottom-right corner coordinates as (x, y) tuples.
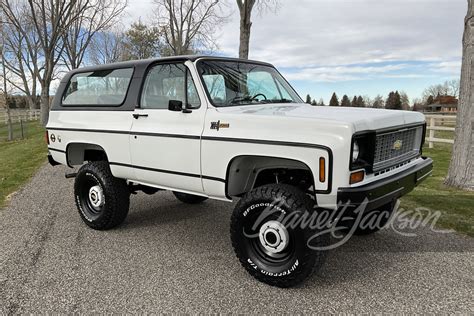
(393, 139), (403, 150)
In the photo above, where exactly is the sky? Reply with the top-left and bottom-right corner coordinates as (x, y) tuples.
(126, 0), (466, 103)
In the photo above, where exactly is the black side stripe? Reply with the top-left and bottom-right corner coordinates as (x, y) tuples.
(109, 162), (226, 183)
(47, 127), (330, 151)
(47, 127), (200, 139)
(48, 147), (66, 153)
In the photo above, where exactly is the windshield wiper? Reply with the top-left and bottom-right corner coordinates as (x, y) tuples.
(259, 98), (295, 104)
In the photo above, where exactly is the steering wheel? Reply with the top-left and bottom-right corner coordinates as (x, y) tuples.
(251, 93), (267, 101)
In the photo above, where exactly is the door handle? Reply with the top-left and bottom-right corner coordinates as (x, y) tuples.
(133, 113), (148, 119)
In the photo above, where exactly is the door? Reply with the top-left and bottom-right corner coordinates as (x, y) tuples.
(130, 62), (206, 194)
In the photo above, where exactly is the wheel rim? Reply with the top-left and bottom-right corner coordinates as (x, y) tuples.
(88, 185), (105, 210)
(243, 208), (297, 267)
(79, 176), (105, 218)
(258, 220), (290, 254)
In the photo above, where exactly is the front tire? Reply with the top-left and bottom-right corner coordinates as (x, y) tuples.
(172, 191), (208, 204)
(74, 161), (130, 230)
(230, 184), (329, 287)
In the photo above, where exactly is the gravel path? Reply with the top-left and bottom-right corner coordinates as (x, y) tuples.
(1, 164), (473, 313)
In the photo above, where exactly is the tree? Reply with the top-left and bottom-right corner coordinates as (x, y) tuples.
(447, 79), (461, 98)
(311, 99), (317, 106)
(62, 0), (127, 70)
(445, 0), (473, 190)
(0, 14), (13, 141)
(124, 20), (161, 59)
(385, 91), (402, 110)
(0, 2), (40, 110)
(305, 94), (312, 104)
(351, 96), (357, 107)
(373, 94), (384, 108)
(363, 95), (372, 108)
(426, 95), (434, 105)
(318, 98), (325, 106)
(154, 0), (226, 56)
(357, 95), (365, 107)
(399, 91), (410, 110)
(341, 94), (351, 107)
(236, 0), (278, 59)
(89, 29), (128, 65)
(1, 0), (89, 125)
(329, 92), (339, 106)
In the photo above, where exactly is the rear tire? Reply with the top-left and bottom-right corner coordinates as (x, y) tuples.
(173, 191), (208, 204)
(230, 184), (329, 288)
(74, 161), (130, 230)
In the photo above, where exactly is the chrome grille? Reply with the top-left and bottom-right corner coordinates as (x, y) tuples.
(373, 126), (423, 171)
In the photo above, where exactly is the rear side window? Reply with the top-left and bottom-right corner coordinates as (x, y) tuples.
(62, 68), (134, 106)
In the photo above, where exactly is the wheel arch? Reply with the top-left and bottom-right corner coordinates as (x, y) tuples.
(66, 142), (109, 167)
(225, 155), (316, 199)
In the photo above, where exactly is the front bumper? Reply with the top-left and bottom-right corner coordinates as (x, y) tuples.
(337, 157), (433, 211)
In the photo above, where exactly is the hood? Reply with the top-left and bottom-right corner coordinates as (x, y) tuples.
(216, 103), (425, 131)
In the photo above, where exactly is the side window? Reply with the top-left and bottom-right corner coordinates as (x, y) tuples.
(62, 68), (133, 106)
(141, 63), (200, 109)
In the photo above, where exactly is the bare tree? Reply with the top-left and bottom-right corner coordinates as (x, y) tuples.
(236, 0), (278, 59)
(89, 29), (128, 65)
(1, 0), (88, 125)
(153, 0), (227, 56)
(62, 0), (128, 70)
(0, 13), (13, 141)
(1, 17), (40, 109)
(447, 79), (461, 98)
(445, 0), (473, 190)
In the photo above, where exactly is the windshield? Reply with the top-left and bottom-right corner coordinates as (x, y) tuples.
(197, 60), (302, 107)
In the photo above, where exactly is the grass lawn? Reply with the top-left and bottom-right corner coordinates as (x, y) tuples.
(400, 141), (474, 237)
(0, 121), (47, 207)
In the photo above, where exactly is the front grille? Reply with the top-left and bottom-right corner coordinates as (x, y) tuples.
(373, 126), (423, 171)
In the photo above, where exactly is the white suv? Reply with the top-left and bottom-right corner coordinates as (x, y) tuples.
(46, 56), (433, 287)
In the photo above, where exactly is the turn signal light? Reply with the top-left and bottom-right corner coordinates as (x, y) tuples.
(319, 157), (326, 182)
(350, 171), (364, 184)
(45, 131), (50, 145)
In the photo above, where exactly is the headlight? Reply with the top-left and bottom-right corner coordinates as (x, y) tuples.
(352, 141), (360, 162)
(350, 132), (376, 172)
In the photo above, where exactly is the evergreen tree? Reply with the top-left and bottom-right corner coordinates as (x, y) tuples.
(311, 99), (317, 106)
(341, 94), (351, 107)
(329, 93), (339, 106)
(319, 98), (325, 106)
(427, 95), (434, 105)
(305, 94), (312, 104)
(351, 96), (358, 107)
(357, 95), (365, 107)
(386, 91), (402, 110)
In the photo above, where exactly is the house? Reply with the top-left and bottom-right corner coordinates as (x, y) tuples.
(424, 95), (458, 113)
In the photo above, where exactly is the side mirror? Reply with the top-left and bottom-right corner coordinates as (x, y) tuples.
(168, 100), (183, 112)
(168, 99), (192, 113)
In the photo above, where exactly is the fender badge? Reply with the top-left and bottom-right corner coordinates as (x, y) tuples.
(210, 120), (230, 131)
(50, 134), (56, 142)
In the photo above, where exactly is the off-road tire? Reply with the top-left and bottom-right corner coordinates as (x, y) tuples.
(74, 161), (130, 230)
(173, 191), (208, 204)
(230, 184), (330, 288)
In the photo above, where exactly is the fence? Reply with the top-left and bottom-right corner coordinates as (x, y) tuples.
(425, 114), (456, 148)
(0, 109), (41, 124)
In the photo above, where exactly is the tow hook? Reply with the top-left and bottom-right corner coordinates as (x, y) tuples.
(65, 172), (77, 179)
